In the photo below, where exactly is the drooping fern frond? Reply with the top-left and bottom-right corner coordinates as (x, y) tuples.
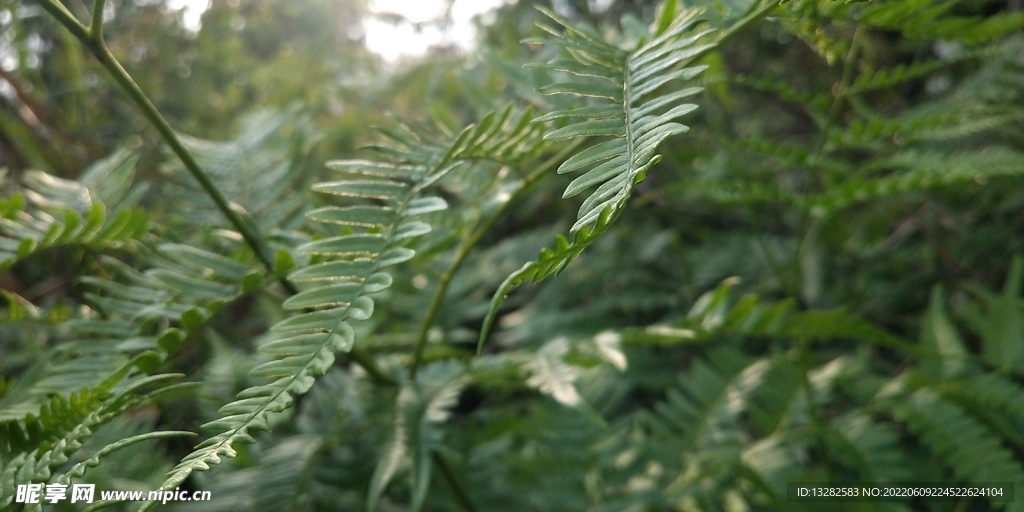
(151, 105), (542, 498)
(529, 6), (711, 235)
(0, 149), (148, 271)
(478, 7), (715, 350)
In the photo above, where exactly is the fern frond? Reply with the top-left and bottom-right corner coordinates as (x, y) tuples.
(368, 361), (466, 512)
(849, 46), (994, 93)
(175, 435), (322, 512)
(829, 109), (1022, 149)
(631, 279), (908, 351)
(891, 388), (1024, 511)
(937, 373), (1024, 449)
(827, 411), (912, 483)
(154, 105), (532, 497)
(479, 8), (713, 350)
(0, 358), (178, 510)
(522, 338), (584, 408)
(855, 0), (1024, 46)
(165, 107), (318, 231)
(811, 147), (1024, 214)
(959, 256), (1024, 372)
(649, 346), (750, 448)
(7, 242), (260, 409)
(55, 430), (194, 485)
(531, 7), (711, 234)
(738, 435), (800, 502)
(0, 153), (148, 272)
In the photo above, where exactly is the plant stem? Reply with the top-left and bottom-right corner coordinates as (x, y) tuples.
(714, 0), (779, 49)
(37, 0), (394, 386)
(431, 451), (479, 512)
(36, 0), (89, 41)
(39, 0), (274, 272)
(816, 24), (864, 163)
(89, 0), (106, 42)
(408, 139), (584, 378)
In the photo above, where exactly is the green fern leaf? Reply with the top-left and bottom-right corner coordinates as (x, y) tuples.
(169, 435), (322, 512)
(368, 361), (466, 512)
(650, 346), (750, 448)
(152, 106), (538, 500)
(2, 242), (261, 411)
(166, 108), (317, 230)
(478, 8), (713, 352)
(0, 156), (149, 272)
(893, 388), (1024, 511)
(960, 257), (1024, 372)
(632, 280), (910, 352)
(0, 358), (176, 510)
(849, 47), (993, 93)
(938, 373), (1024, 449)
(827, 411), (912, 483)
(811, 148), (1024, 214)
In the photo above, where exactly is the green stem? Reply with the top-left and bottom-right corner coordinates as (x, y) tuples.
(712, 0), (779, 51)
(39, 0), (274, 273)
(431, 451), (479, 512)
(793, 24), (863, 302)
(36, 0), (89, 41)
(815, 24), (864, 163)
(37, 0), (394, 386)
(90, 0), (106, 42)
(408, 139), (584, 378)
(349, 346), (395, 385)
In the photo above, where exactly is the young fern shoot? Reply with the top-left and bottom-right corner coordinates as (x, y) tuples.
(478, 7), (714, 352)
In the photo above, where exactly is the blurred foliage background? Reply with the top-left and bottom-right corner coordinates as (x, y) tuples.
(1, 0), (1023, 511)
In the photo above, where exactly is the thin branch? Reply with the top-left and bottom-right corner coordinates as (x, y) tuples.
(713, 0), (779, 50)
(349, 347), (396, 385)
(90, 0), (107, 42)
(36, 0), (90, 42)
(432, 451), (479, 512)
(816, 23), (864, 161)
(409, 139), (584, 378)
(39, 0), (275, 273)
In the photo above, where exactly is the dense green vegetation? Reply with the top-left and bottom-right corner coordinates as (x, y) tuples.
(1, 0), (1023, 510)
